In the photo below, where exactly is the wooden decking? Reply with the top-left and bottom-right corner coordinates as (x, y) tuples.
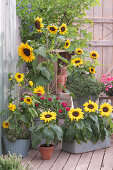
(22, 139), (113, 170)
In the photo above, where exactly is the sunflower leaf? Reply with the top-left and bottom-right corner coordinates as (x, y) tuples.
(37, 46), (47, 58)
(16, 58), (24, 68)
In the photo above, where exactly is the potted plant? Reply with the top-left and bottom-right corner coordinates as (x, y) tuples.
(1, 72), (38, 158)
(101, 74), (113, 106)
(30, 110), (63, 160)
(66, 49), (104, 108)
(62, 100), (113, 154)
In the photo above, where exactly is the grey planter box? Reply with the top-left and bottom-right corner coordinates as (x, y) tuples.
(3, 136), (30, 158)
(62, 138), (110, 154)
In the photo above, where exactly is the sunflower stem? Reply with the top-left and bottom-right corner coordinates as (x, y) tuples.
(17, 84), (20, 107)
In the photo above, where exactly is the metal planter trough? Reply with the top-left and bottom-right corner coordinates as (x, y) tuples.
(62, 137), (110, 154)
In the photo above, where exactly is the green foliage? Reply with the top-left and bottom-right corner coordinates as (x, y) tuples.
(0, 153), (25, 170)
(30, 122), (63, 148)
(16, 0), (99, 46)
(66, 72), (104, 99)
(62, 108), (113, 144)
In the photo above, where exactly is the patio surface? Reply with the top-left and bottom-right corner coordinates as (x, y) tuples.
(22, 138), (113, 170)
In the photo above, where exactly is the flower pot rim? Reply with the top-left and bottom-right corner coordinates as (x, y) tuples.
(39, 144), (55, 148)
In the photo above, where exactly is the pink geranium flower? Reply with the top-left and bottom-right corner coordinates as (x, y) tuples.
(48, 97), (52, 101)
(62, 102), (67, 107)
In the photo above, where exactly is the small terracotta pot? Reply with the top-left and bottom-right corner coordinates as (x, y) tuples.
(39, 144), (54, 160)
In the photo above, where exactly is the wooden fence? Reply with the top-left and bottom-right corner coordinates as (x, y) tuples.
(86, 0), (113, 79)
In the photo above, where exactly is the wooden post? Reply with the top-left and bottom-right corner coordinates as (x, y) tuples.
(0, 0), (16, 154)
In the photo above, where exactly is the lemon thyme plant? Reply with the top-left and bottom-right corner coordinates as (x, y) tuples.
(30, 110), (63, 147)
(62, 100), (113, 144)
(1, 72), (38, 142)
(66, 49), (104, 100)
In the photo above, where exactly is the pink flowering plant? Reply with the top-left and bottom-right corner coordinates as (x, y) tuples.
(101, 74), (113, 96)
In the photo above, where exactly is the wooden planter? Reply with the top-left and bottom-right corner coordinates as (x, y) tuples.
(62, 137), (110, 154)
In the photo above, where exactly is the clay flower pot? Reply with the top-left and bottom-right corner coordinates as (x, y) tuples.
(39, 144), (54, 160)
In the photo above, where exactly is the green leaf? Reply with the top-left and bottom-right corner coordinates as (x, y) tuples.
(84, 123), (92, 140)
(76, 121), (84, 130)
(31, 131), (43, 148)
(43, 126), (54, 144)
(37, 66), (51, 81)
(49, 124), (63, 141)
(28, 108), (38, 118)
(20, 115), (28, 123)
(5, 115), (12, 122)
(37, 46), (47, 58)
(16, 58), (24, 68)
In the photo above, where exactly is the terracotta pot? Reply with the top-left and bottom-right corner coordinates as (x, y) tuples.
(39, 144), (54, 160)
(60, 66), (67, 76)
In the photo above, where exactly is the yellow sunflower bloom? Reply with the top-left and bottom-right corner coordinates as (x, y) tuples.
(2, 121), (10, 128)
(18, 42), (35, 62)
(15, 73), (24, 82)
(89, 67), (95, 74)
(29, 81), (33, 87)
(33, 86), (45, 95)
(68, 108), (84, 121)
(24, 97), (32, 105)
(47, 25), (58, 34)
(71, 58), (83, 67)
(7, 103), (16, 111)
(76, 48), (83, 55)
(64, 40), (70, 49)
(59, 23), (68, 35)
(90, 51), (99, 59)
(83, 100), (98, 112)
(99, 103), (113, 117)
(40, 111), (56, 123)
(35, 16), (44, 33)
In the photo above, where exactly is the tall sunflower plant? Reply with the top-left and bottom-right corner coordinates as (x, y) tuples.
(1, 72), (38, 142)
(62, 100), (113, 144)
(17, 16), (70, 95)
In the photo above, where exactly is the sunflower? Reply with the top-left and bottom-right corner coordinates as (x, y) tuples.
(83, 100), (98, 112)
(90, 51), (99, 59)
(29, 81), (33, 87)
(2, 121), (10, 128)
(24, 97), (32, 105)
(71, 58), (83, 67)
(40, 111), (56, 123)
(47, 25), (58, 34)
(59, 23), (68, 35)
(7, 103), (16, 111)
(76, 48), (83, 55)
(89, 67), (95, 74)
(99, 103), (113, 117)
(68, 108), (84, 121)
(64, 40), (70, 49)
(15, 73), (24, 82)
(18, 42), (35, 62)
(33, 86), (45, 95)
(35, 16), (44, 33)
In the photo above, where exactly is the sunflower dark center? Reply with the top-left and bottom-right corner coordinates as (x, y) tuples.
(88, 104), (94, 109)
(91, 69), (94, 72)
(17, 75), (21, 78)
(78, 50), (81, 53)
(72, 111), (79, 117)
(66, 43), (69, 46)
(92, 53), (96, 57)
(35, 20), (41, 29)
(23, 48), (30, 56)
(103, 107), (109, 112)
(5, 123), (9, 126)
(75, 60), (80, 63)
(50, 26), (55, 31)
(27, 99), (30, 102)
(45, 114), (52, 118)
(61, 26), (65, 32)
